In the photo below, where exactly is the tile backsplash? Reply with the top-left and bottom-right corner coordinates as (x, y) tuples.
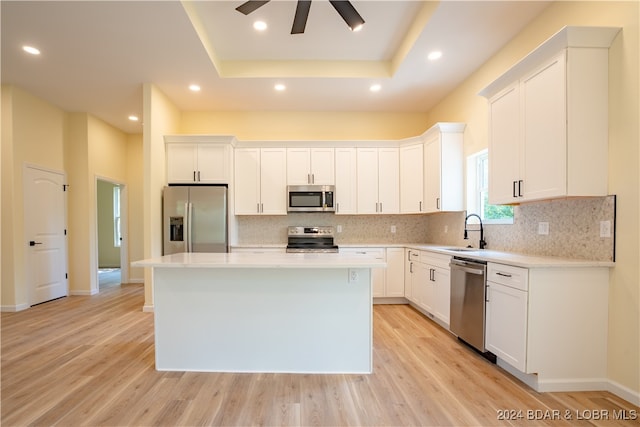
(426, 196), (616, 262)
(235, 196), (615, 262)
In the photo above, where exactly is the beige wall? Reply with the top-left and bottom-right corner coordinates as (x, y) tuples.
(1, 86), (66, 308)
(142, 84), (181, 309)
(127, 134), (144, 282)
(423, 1), (639, 399)
(181, 111), (430, 140)
(1, 86), (143, 305)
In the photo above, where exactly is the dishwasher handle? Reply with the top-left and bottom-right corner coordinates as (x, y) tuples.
(450, 260), (485, 275)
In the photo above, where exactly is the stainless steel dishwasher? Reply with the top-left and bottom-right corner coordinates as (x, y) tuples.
(449, 257), (488, 353)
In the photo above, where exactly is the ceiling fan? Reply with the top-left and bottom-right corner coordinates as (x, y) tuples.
(235, 0), (365, 34)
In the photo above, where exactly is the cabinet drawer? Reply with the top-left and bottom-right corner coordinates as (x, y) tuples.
(340, 247), (385, 259)
(487, 263), (528, 291)
(420, 251), (451, 269)
(406, 249), (421, 263)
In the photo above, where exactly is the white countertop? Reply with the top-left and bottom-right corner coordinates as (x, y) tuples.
(132, 251), (388, 269)
(230, 243), (614, 268)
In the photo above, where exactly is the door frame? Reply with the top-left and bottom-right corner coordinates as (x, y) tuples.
(94, 175), (129, 288)
(23, 163), (69, 306)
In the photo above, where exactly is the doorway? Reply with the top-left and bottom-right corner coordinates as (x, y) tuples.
(96, 178), (128, 290)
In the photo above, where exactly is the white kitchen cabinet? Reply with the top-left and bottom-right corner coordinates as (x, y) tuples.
(404, 249), (419, 302)
(422, 123), (464, 213)
(356, 147), (399, 214)
(485, 263), (528, 372)
(341, 247), (404, 299)
(334, 148), (357, 214)
(385, 247), (405, 297)
(404, 249), (451, 327)
(166, 143), (230, 184)
(286, 147), (334, 185)
(234, 148), (287, 215)
(400, 143), (424, 213)
(481, 27), (619, 205)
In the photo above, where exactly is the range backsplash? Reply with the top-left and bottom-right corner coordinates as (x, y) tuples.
(236, 196), (615, 262)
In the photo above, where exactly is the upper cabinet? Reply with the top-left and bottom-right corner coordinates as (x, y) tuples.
(423, 123), (465, 213)
(166, 141), (231, 184)
(400, 143), (424, 213)
(356, 147), (400, 214)
(334, 147), (357, 215)
(480, 26), (620, 205)
(286, 147), (335, 185)
(234, 148), (287, 215)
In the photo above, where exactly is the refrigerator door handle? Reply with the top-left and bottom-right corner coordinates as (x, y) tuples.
(187, 202), (194, 252)
(184, 202), (191, 252)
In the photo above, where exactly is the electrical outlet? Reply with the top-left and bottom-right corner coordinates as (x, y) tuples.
(538, 222), (549, 235)
(348, 269), (359, 283)
(600, 220), (611, 238)
(390, 225), (396, 234)
(444, 225), (449, 233)
(337, 225), (343, 233)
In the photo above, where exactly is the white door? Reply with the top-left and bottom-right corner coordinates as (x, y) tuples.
(24, 166), (68, 305)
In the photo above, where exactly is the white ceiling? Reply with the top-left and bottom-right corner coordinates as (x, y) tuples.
(1, 1), (550, 134)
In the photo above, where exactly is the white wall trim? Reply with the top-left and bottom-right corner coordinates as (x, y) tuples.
(142, 304), (154, 312)
(1, 303), (30, 312)
(607, 379), (640, 407)
(70, 290), (98, 296)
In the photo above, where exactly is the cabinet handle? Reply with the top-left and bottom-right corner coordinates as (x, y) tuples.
(496, 272), (512, 278)
(436, 198), (440, 210)
(419, 201), (422, 211)
(257, 203), (260, 213)
(513, 181), (517, 198)
(261, 203), (264, 213)
(518, 180), (523, 197)
(197, 171), (201, 182)
(312, 173), (315, 184)
(308, 173), (311, 184)
(194, 171), (197, 182)
(336, 202), (339, 213)
(380, 202), (383, 213)
(486, 284), (490, 302)
(410, 262), (413, 274)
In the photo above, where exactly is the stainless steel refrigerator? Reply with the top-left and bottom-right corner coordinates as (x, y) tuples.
(163, 185), (228, 254)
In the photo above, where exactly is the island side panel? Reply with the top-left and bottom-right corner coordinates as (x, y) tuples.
(153, 267), (372, 373)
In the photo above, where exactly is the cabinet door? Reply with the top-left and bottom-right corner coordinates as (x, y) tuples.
(166, 144), (198, 183)
(486, 281), (528, 372)
(423, 134), (441, 212)
(378, 148), (400, 214)
(521, 52), (567, 201)
(413, 262), (431, 312)
(404, 251), (414, 301)
(260, 148), (287, 215)
(234, 149), (261, 214)
(286, 148), (312, 185)
(488, 83), (520, 205)
(385, 248), (405, 297)
(433, 267), (450, 326)
(400, 144), (424, 213)
(356, 148), (379, 214)
(310, 148), (335, 185)
(334, 148), (357, 214)
(197, 145), (229, 183)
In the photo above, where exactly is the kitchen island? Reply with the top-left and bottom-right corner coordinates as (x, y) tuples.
(132, 252), (386, 373)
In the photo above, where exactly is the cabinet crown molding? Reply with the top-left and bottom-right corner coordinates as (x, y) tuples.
(479, 26), (621, 99)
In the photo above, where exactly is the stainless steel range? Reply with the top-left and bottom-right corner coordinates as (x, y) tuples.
(286, 226), (339, 253)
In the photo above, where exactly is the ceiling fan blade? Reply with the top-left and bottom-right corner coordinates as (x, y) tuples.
(328, 0), (365, 31)
(235, 0), (270, 15)
(291, 0), (312, 34)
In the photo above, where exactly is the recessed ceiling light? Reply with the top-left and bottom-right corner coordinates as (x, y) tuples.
(370, 84), (382, 92)
(128, 115), (139, 122)
(253, 21), (267, 31)
(428, 51), (443, 61)
(274, 84), (286, 92)
(189, 84), (201, 92)
(22, 45), (41, 55)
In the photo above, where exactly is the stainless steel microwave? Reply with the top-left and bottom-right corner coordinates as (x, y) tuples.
(287, 185), (335, 212)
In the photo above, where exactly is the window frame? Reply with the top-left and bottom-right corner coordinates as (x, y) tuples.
(466, 149), (514, 225)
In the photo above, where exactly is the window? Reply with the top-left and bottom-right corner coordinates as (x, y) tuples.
(113, 185), (121, 247)
(467, 150), (513, 224)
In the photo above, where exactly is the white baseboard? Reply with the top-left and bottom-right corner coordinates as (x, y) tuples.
(127, 278), (144, 284)
(497, 358), (640, 406)
(143, 304), (154, 313)
(608, 379), (640, 407)
(70, 289), (98, 296)
(1, 303), (30, 312)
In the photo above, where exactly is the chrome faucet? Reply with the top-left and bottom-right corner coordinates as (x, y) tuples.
(464, 213), (486, 249)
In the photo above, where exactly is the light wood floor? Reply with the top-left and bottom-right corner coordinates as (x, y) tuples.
(2, 283), (637, 426)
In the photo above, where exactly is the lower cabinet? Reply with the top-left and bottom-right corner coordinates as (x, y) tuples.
(341, 247), (404, 299)
(485, 263), (528, 372)
(405, 249), (451, 328)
